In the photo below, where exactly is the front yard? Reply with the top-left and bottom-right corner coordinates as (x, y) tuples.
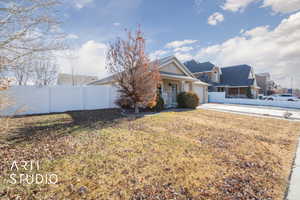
(1, 109), (300, 199)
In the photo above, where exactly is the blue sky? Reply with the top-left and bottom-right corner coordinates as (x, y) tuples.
(60, 0), (300, 88)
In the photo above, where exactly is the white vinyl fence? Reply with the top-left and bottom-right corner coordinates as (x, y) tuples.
(208, 92), (300, 109)
(1, 85), (119, 116)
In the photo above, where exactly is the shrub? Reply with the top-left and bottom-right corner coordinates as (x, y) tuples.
(152, 94), (164, 112)
(177, 92), (199, 109)
(115, 97), (132, 109)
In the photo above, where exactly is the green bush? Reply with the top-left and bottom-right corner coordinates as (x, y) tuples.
(177, 92), (199, 109)
(152, 94), (164, 112)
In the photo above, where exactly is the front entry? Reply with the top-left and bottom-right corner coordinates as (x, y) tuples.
(170, 83), (178, 106)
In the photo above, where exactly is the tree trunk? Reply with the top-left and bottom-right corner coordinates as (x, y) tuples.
(134, 104), (139, 114)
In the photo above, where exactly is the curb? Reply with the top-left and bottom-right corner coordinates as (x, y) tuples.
(285, 137), (300, 200)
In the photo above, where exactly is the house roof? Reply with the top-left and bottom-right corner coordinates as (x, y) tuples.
(57, 73), (98, 85)
(158, 56), (195, 78)
(220, 65), (254, 87)
(160, 71), (209, 85)
(89, 56), (200, 85)
(184, 60), (216, 73)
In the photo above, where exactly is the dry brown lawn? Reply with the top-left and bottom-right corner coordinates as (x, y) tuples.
(0, 109), (300, 200)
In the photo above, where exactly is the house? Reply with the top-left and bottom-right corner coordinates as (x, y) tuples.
(255, 73), (276, 95)
(89, 56), (209, 107)
(184, 60), (259, 98)
(57, 73), (98, 86)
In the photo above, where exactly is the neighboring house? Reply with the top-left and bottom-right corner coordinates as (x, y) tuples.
(57, 73), (98, 86)
(255, 73), (276, 95)
(89, 56), (209, 108)
(185, 60), (259, 98)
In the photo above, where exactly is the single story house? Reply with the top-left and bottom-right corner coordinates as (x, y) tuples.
(57, 73), (98, 86)
(90, 56), (209, 108)
(184, 60), (259, 98)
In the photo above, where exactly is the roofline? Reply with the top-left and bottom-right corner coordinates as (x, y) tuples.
(189, 66), (221, 74)
(160, 74), (199, 82)
(222, 64), (252, 69)
(194, 81), (210, 86)
(215, 85), (258, 88)
(89, 56), (197, 85)
(159, 56), (196, 78)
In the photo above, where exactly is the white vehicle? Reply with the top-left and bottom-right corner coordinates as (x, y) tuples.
(266, 94), (299, 101)
(258, 94), (267, 100)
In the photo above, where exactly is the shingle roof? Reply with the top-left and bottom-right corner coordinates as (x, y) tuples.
(184, 60), (255, 87)
(184, 60), (215, 73)
(220, 65), (254, 86)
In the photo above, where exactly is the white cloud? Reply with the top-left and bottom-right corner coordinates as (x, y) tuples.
(165, 40), (198, 49)
(174, 46), (194, 52)
(67, 34), (79, 40)
(113, 22), (121, 26)
(208, 12), (224, 25)
(262, 0), (300, 14)
(74, 0), (93, 9)
(222, 0), (257, 12)
(222, 0), (300, 13)
(149, 50), (169, 60)
(59, 40), (108, 78)
(174, 52), (193, 62)
(196, 11), (300, 88)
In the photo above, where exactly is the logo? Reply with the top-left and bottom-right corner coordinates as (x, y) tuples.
(8, 161), (58, 185)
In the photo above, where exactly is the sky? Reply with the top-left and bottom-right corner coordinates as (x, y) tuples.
(59, 0), (300, 88)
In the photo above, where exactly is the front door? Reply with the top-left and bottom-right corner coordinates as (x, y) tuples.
(171, 84), (178, 105)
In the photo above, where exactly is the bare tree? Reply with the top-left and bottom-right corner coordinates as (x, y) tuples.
(33, 58), (58, 86)
(106, 27), (161, 113)
(0, 69), (12, 132)
(13, 56), (34, 85)
(0, 0), (66, 69)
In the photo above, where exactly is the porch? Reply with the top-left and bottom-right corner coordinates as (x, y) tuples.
(216, 86), (259, 99)
(159, 78), (193, 108)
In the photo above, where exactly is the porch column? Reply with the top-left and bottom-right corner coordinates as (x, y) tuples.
(181, 80), (185, 92)
(238, 88), (240, 98)
(160, 81), (164, 93)
(225, 87), (229, 98)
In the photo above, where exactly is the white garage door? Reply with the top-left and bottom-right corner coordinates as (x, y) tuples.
(194, 85), (205, 104)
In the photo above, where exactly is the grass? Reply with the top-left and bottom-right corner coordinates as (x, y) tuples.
(1, 109), (300, 199)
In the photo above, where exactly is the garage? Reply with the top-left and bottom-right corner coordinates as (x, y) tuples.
(193, 83), (208, 104)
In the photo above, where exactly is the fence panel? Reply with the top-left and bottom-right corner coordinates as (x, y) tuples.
(208, 92), (300, 109)
(1, 85), (119, 116)
(4, 86), (51, 115)
(84, 86), (111, 110)
(50, 86), (84, 113)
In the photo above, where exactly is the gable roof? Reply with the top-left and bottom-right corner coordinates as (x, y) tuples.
(158, 56), (195, 78)
(184, 60), (216, 73)
(220, 65), (254, 86)
(89, 56), (200, 85)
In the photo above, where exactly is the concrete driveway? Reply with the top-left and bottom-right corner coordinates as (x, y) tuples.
(199, 103), (300, 121)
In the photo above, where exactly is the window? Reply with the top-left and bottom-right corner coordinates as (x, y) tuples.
(218, 87), (224, 92)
